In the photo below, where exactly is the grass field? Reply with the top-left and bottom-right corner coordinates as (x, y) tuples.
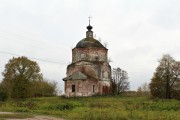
(0, 96), (180, 120)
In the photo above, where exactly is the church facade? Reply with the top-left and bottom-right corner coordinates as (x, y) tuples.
(63, 23), (112, 97)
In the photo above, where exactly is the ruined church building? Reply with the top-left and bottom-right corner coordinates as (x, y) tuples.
(63, 21), (112, 97)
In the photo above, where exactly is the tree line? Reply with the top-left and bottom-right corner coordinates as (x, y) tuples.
(0, 56), (57, 101)
(111, 54), (180, 100)
(137, 54), (180, 100)
(0, 54), (179, 101)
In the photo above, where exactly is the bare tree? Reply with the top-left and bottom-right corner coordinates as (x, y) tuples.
(112, 67), (129, 94)
(141, 82), (150, 95)
(137, 86), (143, 96)
(137, 82), (150, 96)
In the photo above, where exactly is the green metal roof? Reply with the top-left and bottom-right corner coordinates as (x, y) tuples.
(63, 71), (87, 81)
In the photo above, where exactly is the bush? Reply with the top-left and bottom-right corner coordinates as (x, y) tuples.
(44, 101), (82, 111)
(171, 90), (180, 100)
(15, 101), (38, 110)
(0, 90), (8, 102)
(15, 108), (30, 112)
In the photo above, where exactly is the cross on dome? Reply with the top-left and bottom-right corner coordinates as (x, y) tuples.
(88, 16), (92, 25)
(87, 16), (93, 31)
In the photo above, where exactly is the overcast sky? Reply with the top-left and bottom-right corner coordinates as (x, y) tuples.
(0, 0), (180, 91)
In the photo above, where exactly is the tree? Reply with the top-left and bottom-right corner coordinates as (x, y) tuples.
(0, 82), (8, 101)
(137, 82), (150, 96)
(137, 86), (143, 96)
(33, 79), (57, 97)
(150, 54), (180, 99)
(112, 67), (129, 94)
(2, 56), (42, 99)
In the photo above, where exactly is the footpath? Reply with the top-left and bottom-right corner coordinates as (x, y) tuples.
(0, 112), (65, 120)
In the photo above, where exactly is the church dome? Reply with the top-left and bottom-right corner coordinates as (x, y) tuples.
(76, 37), (105, 48)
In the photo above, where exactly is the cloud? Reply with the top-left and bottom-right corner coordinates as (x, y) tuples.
(0, 0), (180, 91)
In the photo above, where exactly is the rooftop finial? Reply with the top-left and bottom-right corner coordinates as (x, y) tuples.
(87, 16), (93, 31)
(88, 16), (92, 25)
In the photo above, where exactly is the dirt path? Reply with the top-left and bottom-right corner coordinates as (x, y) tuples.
(6, 116), (65, 120)
(0, 112), (65, 120)
(0, 112), (14, 114)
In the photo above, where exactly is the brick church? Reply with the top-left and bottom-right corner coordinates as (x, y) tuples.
(63, 22), (112, 97)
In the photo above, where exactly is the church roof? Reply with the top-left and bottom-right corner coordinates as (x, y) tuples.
(71, 71), (87, 80)
(63, 71), (99, 81)
(63, 71), (87, 81)
(76, 37), (105, 48)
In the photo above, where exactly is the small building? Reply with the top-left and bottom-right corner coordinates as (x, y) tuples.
(63, 23), (112, 97)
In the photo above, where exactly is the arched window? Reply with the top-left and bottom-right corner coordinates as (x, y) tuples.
(81, 53), (86, 60)
(95, 52), (99, 61)
(104, 71), (108, 78)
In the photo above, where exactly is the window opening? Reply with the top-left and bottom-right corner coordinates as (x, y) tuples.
(93, 85), (95, 93)
(72, 85), (75, 92)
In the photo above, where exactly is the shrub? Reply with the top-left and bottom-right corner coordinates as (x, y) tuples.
(15, 101), (38, 110)
(0, 91), (8, 102)
(44, 102), (82, 111)
(15, 108), (30, 112)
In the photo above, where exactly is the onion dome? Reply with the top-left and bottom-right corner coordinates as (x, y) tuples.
(87, 25), (93, 31)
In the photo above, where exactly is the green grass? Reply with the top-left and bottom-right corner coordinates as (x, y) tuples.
(0, 96), (180, 120)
